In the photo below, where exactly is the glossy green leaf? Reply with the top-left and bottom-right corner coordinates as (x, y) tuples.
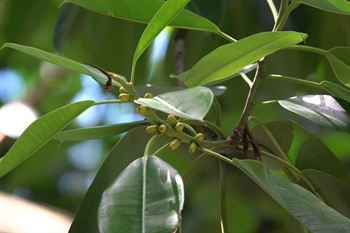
(185, 31), (307, 87)
(133, 0), (190, 64)
(292, 0), (350, 15)
(69, 127), (152, 233)
(252, 120), (350, 184)
(135, 86), (214, 120)
(231, 159), (350, 232)
(278, 95), (350, 132)
(0, 43), (126, 87)
(321, 81), (350, 103)
(303, 169), (350, 218)
(98, 156), (184, 233)
(0, 101), (94, 178)
(54, 121), (149, 141)
(268, 172), (350, 233)
(326, 47), (350, 87)
(63, 0), (219, 33)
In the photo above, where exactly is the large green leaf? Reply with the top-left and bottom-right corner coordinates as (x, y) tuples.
(252, 120), (350, 184)
(133, 0), (190, 64)
(268, 172), (350, 233)
(292, 0), (350, 15)
(54, 121), (149, 141)
(63, 0), (219, 33)
(231, 159), (350, 233)
(278, 95), (350, 132)
(135, 86), (214, 120)
(69, 127), (152, 233)
(98, 156), (184, 233)
(326, 47), (350, 87)
(0, 101), (94, 178)
(0, 43), (126, 87)
(184, 31), (307, 87)
(303, 169), (350, 218)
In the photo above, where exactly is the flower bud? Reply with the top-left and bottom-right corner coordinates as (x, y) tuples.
(175, 122), (184, 132)
(158, 124), (167, 133)
(119, 87), (128, 93)
(144, 93), (153, 98)
(169, 138), (181, 150)
(194, 133), (204, 143)
(167, 114), (177, 126)
(136, 105), (148, 116)
(118, 93), (130, 102)
(188, 142), (197, 154)
(145, 125), (158, 135)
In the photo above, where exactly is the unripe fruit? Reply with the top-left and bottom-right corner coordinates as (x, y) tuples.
(119, 87), (128, 93)
(118, 93), (131, 102)
(175, 122), (184, 132)
(144, 93), (153, 98)
(145, 125), (158, 135)
(167, 114), (177, 126)
(169, 138), (181, 150)
(194, 133), (204, 143)
(188, 142), (197, 154)
(136, 105), (148, 116)
(158, 124), (167, 133)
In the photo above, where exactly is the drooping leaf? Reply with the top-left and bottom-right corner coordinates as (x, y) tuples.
(292, 0), (350, 15)
(53, 3), (79, 52)
(303, 169), (350, 218)
(135, 86), (214, 120)
(252, 120), (350, 184)
(133, 0), (190, 65)
(0, 43), (126, 87)
(185, 31), (307, 87)
(268, 172), (350, 233)
(320, 81), (350, 103)
(0, 101), (95, 178)
(63, 0), (219, 33)
(98, 156), (184, 233)
(230, 159), (350, 233)
(278, 95), (350, 132)
(54, 121), (149, 141)
(69, 127), (152, 233)
(326, 47), (350, 87)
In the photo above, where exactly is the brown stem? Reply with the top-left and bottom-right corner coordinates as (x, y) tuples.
(174, 29), (187, 87)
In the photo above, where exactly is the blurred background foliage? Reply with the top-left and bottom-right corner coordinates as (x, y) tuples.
(0, 0), (349, 232)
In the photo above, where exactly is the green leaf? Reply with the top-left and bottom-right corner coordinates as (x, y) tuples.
(278, 95), (350, 132)
(98, 156), (184, 233)
(69, 127), (152, 233)
(292, 0), (350, 15)
(231, 159), (350, 232)
(326, 47), (350, 87)
(135, 86), (214, 120)
(54, 121), (149, 141)
(0, 43), (126, 87)
(185, 31), (307, 87)
(0, 101), (94, 178)
(63, 0), (219, 33)
(268, 172), (350, 233)
(303, 169), (350, 218)
(321, 81), (350, 103)
(252, 120), (350, 184)
(133, 0), (190, 64)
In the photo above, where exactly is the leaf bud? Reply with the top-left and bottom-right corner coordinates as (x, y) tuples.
(175, 122), (184, 132)
(119, 87), (128, 93)
(167, 114), (177, 126)
(118, 93), (130, 102)
(145, 125), (158, 135)
(194, 133), (204, 143)
(169, 138), (181, 150)
(188, 142), (197, 154)
(136, 105), (149, 116)
(144, 93), (153, 98)
(158, 124), (167, 133)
